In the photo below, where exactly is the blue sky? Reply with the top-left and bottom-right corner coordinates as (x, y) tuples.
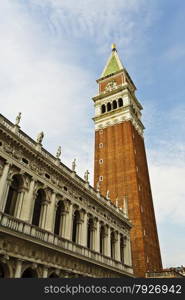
(0, 0), (185, 268)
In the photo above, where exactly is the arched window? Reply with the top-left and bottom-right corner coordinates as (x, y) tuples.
(4, 174), (22, 216)
(101, 104), (106, 114)
(87, 218), (94, 249)
(100, 225), (105, 255)
(21, 268), (38, 278)
(118, 98), (123, 107)
(32, 189), (45, 227)
(54, 200), (65, 235)
(72, 210), (80, 243)
(110, 231), (116, 259)
(120, 235), (125, 263)
(0, 262), (10, 278)
(113, 100), (117, 109)
(107, 102), (111, 112)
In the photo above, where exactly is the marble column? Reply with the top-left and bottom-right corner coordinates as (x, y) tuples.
(43, 267), (49, 278)
(40, 201), (49, 229)
(65, 202), (73, 240)
(124, 236), (132, 266)
(104, 226), (111, 257)
(20, 178), (36, 222)
(0, 162), (11, 211)
(14, 259), (23, 278)
(14, 189), (26, 219)
(45, 192), (56, 232)
(94, 219), (100, 253)
(115, 232), (121, 261)
(81, 211), (87, 247)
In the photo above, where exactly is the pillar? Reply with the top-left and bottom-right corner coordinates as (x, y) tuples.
(20, 178), (35, 222)
(45, 192), (56, 232)
(0, 162), (11, 211)
(65, 202), (73, 240)
(104, 226), (111, 257)
(124, 236), (132, 266)
(43, 267), (49, 278)
(94, 219), (100, 253)
(81, 211), (87, 247)
(14, 189), (26, 219)
(40, 201), (49, 229)
(115, 232), (121, 261)
(14, 259), (23, 278)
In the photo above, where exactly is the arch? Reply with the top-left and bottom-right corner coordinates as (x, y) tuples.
(49, 272), (60, 278)
(21, 268), (38, 278)
(4, 174), (23, 216)
(118, 98), (123, 107)
(110, 231), (116, 259)
(101, 104), (106, 114)
(54, 200), (65, 235)
(112, 100), (117, 109)
(72, 210), (80, 243)
(107, 102), (111, 112)
(32, 189), (45, 226)
(100, 225), (105, 255)
(0, 262), (10, 278)
(87, 218), (94, 249)
(120, 235), (125, 263)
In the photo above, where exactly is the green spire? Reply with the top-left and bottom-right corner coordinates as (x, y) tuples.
(101, 44), (124, 77)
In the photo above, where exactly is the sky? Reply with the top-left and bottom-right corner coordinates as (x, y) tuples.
(0, 0), (185, 268)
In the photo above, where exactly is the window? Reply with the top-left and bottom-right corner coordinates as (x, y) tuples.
(101, 104), (106, 114)
(99, 159), (103, 164)
(99, 129), (103, 134)
(118, 98), (123, 107)
(4, 174), (22, 217)
(99, 176), (103, 181)
(107, 102), (111, 112)
(32, 189), (45, 226)
(113, 100), (117, 109)
(99, 143), (103, 148)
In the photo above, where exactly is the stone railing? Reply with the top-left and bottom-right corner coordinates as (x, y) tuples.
(0, 211), (133, 275)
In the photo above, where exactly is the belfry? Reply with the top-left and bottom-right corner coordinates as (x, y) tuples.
(93, 45), (162, 277)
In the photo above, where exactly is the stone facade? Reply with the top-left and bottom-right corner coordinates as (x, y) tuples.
(0, 113), (133, 278)
(93, 46), (162, 277)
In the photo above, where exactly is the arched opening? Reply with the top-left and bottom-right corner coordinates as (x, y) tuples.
(49, 272), (60, 278)
(0, 263), (5, 278)
(100, 226), (105, 255)
(118, 98), (123, 107)
(107, 102), (111, 112)
(113, 100), (117, 109)
(54, 200), (65, 235)
(4, 174), (22, 216)
(101, 104), (106, 114)
(87, 218), (94, 249)
(32, 189), (45, 227)
(110, 231), (116, 259)
(72, 210), (80, 243)
(120, 235), (125, 263)
(21, 268), (38, 278)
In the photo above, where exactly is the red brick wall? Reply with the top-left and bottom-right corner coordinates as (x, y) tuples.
(99, 74), (124, 93)
(94, 121), (162, 277)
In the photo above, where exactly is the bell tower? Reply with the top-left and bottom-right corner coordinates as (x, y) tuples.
(93, 44), (162, 277)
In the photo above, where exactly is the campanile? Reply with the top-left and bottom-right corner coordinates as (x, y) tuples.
(93, 44), (162, 277)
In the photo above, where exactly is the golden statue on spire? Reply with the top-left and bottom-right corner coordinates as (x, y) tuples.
(111, 43), (116, 51)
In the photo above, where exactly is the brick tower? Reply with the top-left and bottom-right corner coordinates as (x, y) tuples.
(93, 44), (162, 277)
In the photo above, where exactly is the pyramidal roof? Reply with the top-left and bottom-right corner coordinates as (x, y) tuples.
(101, 44), (124, 78)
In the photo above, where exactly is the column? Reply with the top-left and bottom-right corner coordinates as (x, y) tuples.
(45, 192), (56, 232)
(14, 189), (26, 219)
(14, 259), (23, 278)
(124, 236), (132, 266)
(115, 232), (121, 261)
(40, 201), (49, 229)
(0, 162), (11, 211)
(94, 219), (100, 252)
(65, 202), (73, 240)
(43, 267), (49, 278)
(104, 226), (111, 257)
(20, 178), (36, 222)
(80, 211), (87, 247)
